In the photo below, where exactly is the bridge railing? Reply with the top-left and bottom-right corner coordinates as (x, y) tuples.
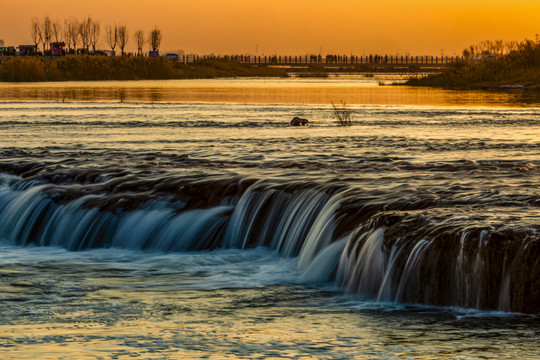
(179, 54), (462, 65)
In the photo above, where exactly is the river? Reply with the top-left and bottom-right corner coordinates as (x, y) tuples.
(0, 77), (538, 359)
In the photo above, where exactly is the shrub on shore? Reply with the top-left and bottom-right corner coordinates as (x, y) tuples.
(0, 57), (48, 81)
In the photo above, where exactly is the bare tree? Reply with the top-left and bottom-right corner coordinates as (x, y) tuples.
(89, 20), (100, 52)
(117, 25), (128, 55)
(149, 26), (162, 52)
(105, 24), (117, 54)
(63, 19), (72, 51)
(494, 40), (504, 56)
(68, 18), (80, 52)
(30, 17), (43, 52)
(79, 17), (91, 51)
(134, 29), (145, 56)
(467, 45), (476, 60)
(506, 41), (518, 53)
(51, 20), (62, 43)
(42, 16), (52, 53)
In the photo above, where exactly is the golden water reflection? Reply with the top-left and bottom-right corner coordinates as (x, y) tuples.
(0, 78), (538, 107)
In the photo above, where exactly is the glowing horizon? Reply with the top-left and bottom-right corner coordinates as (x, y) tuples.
(2, 0), (539, 55)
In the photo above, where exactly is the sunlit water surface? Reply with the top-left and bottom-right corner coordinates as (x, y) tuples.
(0, 78), (539, 359)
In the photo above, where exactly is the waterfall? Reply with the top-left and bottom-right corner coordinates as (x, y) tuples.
(0, 173), (538, 314)
(335, 222), (538, 313)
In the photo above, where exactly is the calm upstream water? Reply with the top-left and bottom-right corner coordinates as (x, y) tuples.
(0, 78), (539, 359)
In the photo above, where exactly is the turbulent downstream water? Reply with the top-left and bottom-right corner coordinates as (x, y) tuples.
(0, 79), (539, 359)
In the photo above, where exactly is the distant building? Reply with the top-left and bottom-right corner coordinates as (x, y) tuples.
(0, 39), (4, 47)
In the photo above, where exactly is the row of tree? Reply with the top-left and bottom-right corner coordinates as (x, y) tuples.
(30, 16), (162, 55)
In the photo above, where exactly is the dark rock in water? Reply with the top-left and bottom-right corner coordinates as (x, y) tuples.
(291, 117), (309, 126)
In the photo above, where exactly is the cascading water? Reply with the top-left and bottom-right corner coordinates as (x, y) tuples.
(0, 171), (537, 314)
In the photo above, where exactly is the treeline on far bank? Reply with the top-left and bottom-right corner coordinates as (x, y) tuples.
(407, 38), (540, 91)
(0, 56), (289, 82)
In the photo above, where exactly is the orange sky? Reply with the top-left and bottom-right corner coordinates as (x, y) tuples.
(1, 0), (539, 55)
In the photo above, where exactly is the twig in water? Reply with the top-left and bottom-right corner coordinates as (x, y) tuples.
(331, 100), (352, 126)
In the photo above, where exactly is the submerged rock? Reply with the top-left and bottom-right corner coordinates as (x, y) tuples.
(291, 117), (309, 126)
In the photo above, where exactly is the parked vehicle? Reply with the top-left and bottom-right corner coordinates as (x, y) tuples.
(0, 46), (16, 56)
(18, 45), (39, 56)
(164, 53), (179, 61)
(51, 42), (66, 56)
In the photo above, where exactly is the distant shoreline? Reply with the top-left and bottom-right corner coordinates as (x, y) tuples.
(2, 52), (538, 97)
(0, 56), (283, 82)
(0, 55), (442, 82)
(405, 39), (540, 93)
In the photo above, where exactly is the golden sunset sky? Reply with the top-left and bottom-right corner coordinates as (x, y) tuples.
(1, 0), (539, 55)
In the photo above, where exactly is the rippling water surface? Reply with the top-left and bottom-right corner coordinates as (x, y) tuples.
(0, 78), (539, 359)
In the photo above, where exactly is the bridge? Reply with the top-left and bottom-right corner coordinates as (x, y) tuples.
(179, 53), (456, 70)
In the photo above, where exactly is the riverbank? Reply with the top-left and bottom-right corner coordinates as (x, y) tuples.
(0, 55), (445, 82)
(406, 39), (540, 92)
(0, 56), (289, 81)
